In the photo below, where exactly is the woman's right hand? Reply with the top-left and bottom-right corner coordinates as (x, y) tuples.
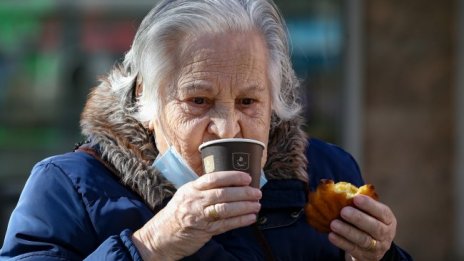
(132, 171), (262, 261)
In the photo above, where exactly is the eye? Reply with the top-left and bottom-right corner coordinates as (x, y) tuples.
(238, 98), (255, 106)
(192, 97), (206, 105)
(187, 97), (212, 108)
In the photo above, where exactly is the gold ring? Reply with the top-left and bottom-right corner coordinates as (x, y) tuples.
(366, 238), (377, 251)
(207, 206), (220, 221)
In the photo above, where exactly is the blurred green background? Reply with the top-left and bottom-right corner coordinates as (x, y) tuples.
(1, 1), (462, 260)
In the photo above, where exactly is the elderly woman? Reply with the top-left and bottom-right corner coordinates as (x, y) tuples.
(1, 0), (412, 260)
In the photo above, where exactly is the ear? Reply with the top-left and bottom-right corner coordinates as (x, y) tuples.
(135, 77), (143, 97)
(148, 119), (155, 131)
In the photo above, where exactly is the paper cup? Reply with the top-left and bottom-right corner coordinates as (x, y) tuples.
(199, 138), (265, 188)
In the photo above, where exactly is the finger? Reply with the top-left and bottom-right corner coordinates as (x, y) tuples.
(204, 201), (261, 220)
(339, 206), (387, 240)
(328, 232), (378, 261)
(194, 171), (252, 190)
(353, 195), (394, 225)
(202, 186), (262, 205)
(344, 252), (355, 261)
(208, 214), (258, 235)
(330, 219), (375, 250)
(328, 231), (359, 254)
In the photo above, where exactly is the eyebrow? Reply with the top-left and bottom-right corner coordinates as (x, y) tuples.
(178, 82), (267, 94)
(239, 84), (266, 93)
(178, 81), (215, 93)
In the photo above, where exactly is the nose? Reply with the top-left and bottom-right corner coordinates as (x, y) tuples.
(208, 109), (241, 139)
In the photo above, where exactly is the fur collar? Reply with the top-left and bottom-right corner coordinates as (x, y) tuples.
(80, 69), (308, 211)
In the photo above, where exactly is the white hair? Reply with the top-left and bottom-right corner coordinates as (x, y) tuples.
(113, 0), (301, 122)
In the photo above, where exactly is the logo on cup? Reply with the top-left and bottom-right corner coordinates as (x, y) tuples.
(232, 153), (249, 170)
(203, 155), (215, 173)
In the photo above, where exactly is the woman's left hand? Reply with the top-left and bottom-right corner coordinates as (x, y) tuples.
(328, 195), (397, 261)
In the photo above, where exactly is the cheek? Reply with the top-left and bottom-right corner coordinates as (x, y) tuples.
(164, 103), (210, 173)
(243, 99), (271, 133)
(164, 102), (205, 140)
(239, 106), (271, 168)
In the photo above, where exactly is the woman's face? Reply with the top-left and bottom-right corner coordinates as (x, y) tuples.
(152, 31), (272, 175)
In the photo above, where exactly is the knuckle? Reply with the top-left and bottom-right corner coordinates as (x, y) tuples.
(362, 236), (372, 248)
(378, 224), (388, 237)
(183, 216), (196, 228)
(215, 203), (226, 214)
(344, 223), (354, 235)
(214, 188), (226, 200)
(204, 173), (217, 185)
(202, 206), (209, 218)
(382, 206), (392, 222)
(179, 212), (196, 229)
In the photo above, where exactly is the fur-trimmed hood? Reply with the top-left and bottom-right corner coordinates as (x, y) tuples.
(80, 69), (308, 211)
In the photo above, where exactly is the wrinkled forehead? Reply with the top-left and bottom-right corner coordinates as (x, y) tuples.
(171, 31), (270, 89)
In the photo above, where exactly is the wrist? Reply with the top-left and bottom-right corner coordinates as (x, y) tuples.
(132, 227), (175, 261)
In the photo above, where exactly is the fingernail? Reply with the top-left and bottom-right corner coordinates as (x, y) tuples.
(354, 195), (365, 205)
(251, 214), (258, 223)
(341, 207), (354, 219)
(331, 220), (342, 231)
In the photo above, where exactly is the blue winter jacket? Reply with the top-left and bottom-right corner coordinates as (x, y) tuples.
(0, 139), (412, 260)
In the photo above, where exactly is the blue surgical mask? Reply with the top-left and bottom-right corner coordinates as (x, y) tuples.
(152, 146), (268, 189)
(152, 146), (199, 189)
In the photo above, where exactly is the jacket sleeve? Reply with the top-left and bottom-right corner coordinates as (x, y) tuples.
(381, 242), (413, 261)
(183, 241), (243, 261)
(0, 162), (143, 261)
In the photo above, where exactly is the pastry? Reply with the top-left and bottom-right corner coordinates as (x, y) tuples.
(305, 179), (378, 233)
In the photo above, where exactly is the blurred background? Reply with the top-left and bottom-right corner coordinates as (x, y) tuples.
(0, 0), (462, 260)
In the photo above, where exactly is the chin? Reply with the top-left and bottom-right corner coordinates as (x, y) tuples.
(188, 160), (204, 176)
